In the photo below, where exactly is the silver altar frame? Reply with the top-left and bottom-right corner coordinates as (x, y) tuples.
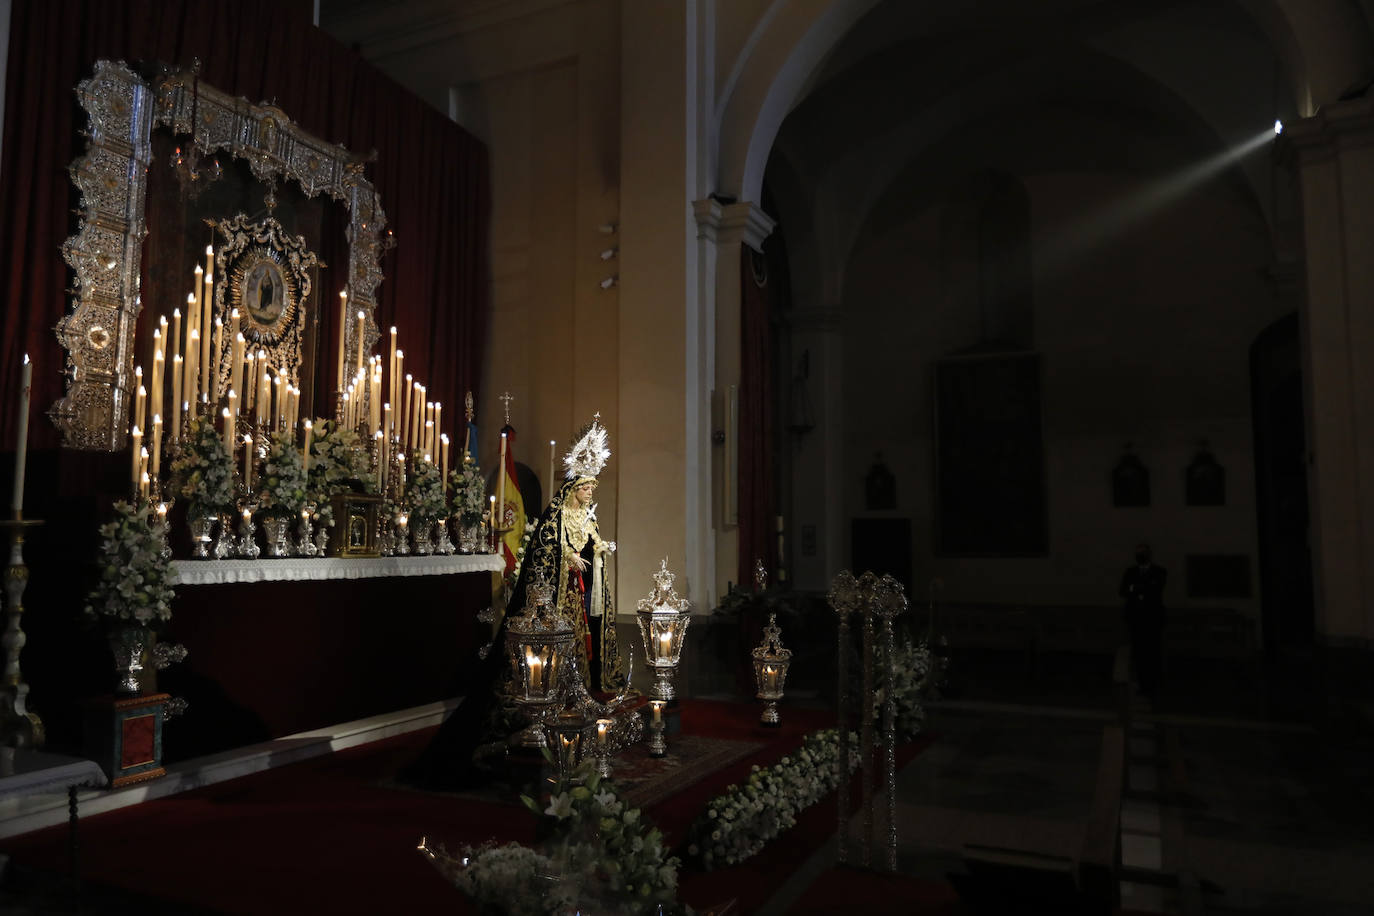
(53, 60), (386, 450)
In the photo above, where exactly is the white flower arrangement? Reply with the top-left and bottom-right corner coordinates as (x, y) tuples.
(258, 429), (309, 518)
(687, 727), (859, 871)
(440, 841), (573, 916)
(518, 760), (682, 910)
(305, 420), (375, 526)
(169, 414), (235, 516)
(448, 453), (486, 525)
(406, 456), (446, 523)
(874, 638), (941, 740)
(84, 501), (177, 628)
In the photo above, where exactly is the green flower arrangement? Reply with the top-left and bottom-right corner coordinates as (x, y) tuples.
(423, 840), (572, 916)
(407, 454), (446, 523)
(169, 414), (235, 516)
(258, 430), (309, 518)
(84, 501), (177, 629)
(448, 453), (486, 525)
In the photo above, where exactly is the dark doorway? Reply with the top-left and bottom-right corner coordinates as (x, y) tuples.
(1250, 313), (1314, 652)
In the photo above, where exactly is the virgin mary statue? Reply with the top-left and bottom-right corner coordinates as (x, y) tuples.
(399, 415), (624, 788)
(506, 415), (625, 692)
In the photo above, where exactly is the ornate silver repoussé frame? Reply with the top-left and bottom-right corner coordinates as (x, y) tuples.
(54, 59), (386, 450)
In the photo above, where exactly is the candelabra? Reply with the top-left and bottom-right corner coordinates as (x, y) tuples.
(0, 517), (45, 755)
(827, 570), (908, 872)
(294, 502), (318, 556)
(234, 498), (260, 559)
(636, 560), (692, 702)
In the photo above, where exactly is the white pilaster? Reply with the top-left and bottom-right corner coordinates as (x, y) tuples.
(1285, 91), (1374, 648)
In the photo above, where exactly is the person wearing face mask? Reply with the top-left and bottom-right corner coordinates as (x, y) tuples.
(1119, 543), (1167, 704)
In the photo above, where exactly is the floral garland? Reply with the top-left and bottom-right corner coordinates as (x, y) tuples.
(687, 728), (858, 871)
(448, 454), (486, 525)
(407, 455), (446, 523)
(169, 414), (235, 516)
(84, 501), (177, 629)
(258, 430), (309, 518)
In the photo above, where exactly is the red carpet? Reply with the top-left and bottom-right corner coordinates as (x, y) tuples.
(0, 700), (935, 914)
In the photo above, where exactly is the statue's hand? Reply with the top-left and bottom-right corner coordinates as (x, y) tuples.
(570, 555), (589, 572)
(602, 540), (616, 554)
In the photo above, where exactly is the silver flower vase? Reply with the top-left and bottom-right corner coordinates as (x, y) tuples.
(412, 521), (434, 556)
(263, 516), (291, 557)
(457, 520), (482, 554)
(189, 514), (215, 559)
(109, 626), (149, 696)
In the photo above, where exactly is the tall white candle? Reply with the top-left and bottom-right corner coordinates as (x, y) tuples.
(497, 432), (507, 529)
(336, 290), (348, 395)
(302, 419), (313, 473)
(10, 354), (31, 514)
(549, 440), (556, 492)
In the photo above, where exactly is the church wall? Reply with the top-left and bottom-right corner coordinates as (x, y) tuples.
(839, 159), (1285, 630)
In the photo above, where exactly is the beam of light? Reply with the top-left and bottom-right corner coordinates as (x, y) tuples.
(1036, 126), (1277, 280)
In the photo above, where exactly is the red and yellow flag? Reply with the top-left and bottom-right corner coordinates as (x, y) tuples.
(499, 428), (526, 575)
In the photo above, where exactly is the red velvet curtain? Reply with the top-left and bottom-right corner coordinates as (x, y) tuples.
(0, 0), (490, 453)
(0, 0), (490, 752)
(738, 243), (778, 586)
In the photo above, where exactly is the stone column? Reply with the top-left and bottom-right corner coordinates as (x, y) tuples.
(1284, 91), (1374, 702)
(693, 199), (776, 599)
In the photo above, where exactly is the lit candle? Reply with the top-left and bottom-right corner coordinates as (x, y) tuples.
(130, 425), (142, 490)
(388, 327), (397, 420)
(488, 494), (496, 551)
(134, 379), (147, 448)
(659, 630), (672, 660)
(229, 321), (244, 403)
(225, 391), (237, 453)
(440, 433), (449, 496)
(375, 430), (384, 491)
(354, 309), (365, 375)
(150, 414), (162, 482)
(596, 718), (611, 752)
(394, 351), (404, 440)
(243, 433), (254, 488)
(139, 469), (150, 501)
(764, 665), (778, 694)
(336, 290), (348, 394)
(526, 650), (543, 697)
(651, 700), (664, 725)
(204, 244), (214, 280)
(425, 420), (434, 463)
(433, 402), (442, 451)
(549, 439), (556, 492)
(169, 308), (182, 425)
(201, 272), (214, 396)
(208, 315), (222, 401)
(185, 326), (199, 415)
(10, 354), (31, 515)
(302, 419), (313, 473)
(171, 354), (183, 442)
(151, 346), (164, 429)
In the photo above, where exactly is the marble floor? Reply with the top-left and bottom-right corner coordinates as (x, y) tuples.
(767, 646), (1374, 916)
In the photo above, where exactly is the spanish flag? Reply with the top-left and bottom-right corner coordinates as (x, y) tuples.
(498, 424), (527, 575)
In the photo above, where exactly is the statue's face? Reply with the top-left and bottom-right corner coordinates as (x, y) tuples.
(574, 481), (595, 506)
